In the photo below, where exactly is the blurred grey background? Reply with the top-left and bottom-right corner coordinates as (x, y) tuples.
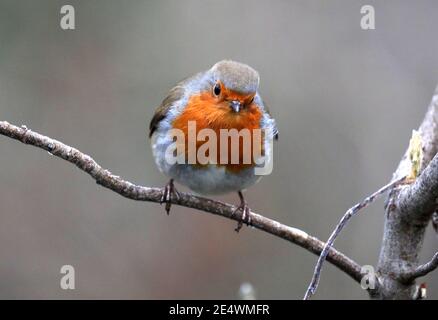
(0, 0), (437, 299)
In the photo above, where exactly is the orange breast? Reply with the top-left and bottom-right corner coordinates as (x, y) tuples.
(172, 91), (264, 173)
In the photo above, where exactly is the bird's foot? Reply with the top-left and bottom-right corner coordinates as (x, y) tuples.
(232, 191), (252, 232)
(160, 179), (180, 215)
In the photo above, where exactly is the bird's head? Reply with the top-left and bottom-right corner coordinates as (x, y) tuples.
(207, 60), (260, 114)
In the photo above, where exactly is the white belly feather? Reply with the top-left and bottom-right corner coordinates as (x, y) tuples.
(151, 131), (262, 195)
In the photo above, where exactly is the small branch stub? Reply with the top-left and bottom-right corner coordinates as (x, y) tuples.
(400, 252), (438, 284)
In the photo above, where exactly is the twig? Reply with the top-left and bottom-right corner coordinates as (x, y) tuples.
(400, 252), (438, 283)
(303, 175), (407, 300)
(0, 120), (364, 286)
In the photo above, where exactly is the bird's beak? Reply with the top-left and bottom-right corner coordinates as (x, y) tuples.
(229, 100), (241, 113)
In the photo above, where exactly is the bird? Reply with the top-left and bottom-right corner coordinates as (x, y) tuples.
(149, 60), (278, 231)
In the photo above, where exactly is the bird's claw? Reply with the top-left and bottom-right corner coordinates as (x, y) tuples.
(160, 179), (180, 215)
(232, 200), (252, 232)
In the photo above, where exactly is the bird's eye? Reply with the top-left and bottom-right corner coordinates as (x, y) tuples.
(213, 83), (221, 96)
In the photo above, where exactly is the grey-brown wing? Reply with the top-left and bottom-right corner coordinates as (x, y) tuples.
(148, 84), (185, 138)
(148, 72), (204, 138)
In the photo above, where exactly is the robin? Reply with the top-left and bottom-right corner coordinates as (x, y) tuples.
(149, 60), (278, 231)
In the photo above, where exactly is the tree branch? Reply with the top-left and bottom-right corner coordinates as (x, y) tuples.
(304, 84), (438, 300)
(400, 252), (438, 284)
(0, 120), (363, 287)
(376, 85), (438, 299)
